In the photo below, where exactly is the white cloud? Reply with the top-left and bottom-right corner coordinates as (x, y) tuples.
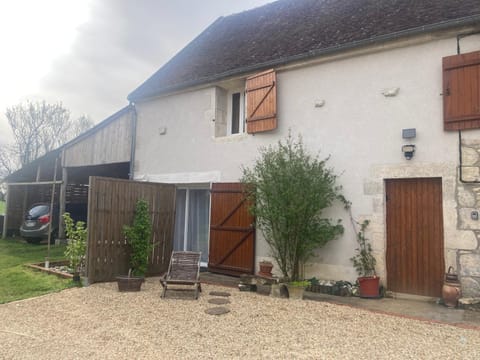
(0, 0), (91, 143)
(0, 0), (272, 144)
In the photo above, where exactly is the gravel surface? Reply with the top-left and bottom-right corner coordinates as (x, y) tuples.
(0, 277), (479, 359)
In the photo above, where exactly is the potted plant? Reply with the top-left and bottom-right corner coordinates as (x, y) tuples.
(286, 280), (311, 300)
(63, 212), (87, 282)
(350, 220), (380, 298)
(116, 199), (153, 292)
(258, 259), (274, 277)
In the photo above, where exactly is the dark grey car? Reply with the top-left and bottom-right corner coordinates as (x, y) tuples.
(20, 203), (58, 244)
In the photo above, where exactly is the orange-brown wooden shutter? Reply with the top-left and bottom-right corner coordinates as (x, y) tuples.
(246, 69), (277, 133)
(443, 50), (480, 131)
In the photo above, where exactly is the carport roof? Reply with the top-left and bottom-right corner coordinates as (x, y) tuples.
(2, 105), (132, 184)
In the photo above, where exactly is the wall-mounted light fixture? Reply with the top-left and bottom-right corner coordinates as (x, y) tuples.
(402, 144), (416, 160)
(402, 128), (416, 139)
(401, 128), (416, 160)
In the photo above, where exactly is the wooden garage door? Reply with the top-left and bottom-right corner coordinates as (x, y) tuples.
(209, 183), (255, 276)
(385, 178), (445, 297)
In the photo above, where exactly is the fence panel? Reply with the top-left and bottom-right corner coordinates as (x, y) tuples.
(87, 176), (175, 283)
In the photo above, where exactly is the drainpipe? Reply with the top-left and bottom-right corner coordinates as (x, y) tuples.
(129, 102), (137, 180)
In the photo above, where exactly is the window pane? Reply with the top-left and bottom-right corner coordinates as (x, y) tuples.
(231, 92), (240, 134)
(187, 189), (210, 263)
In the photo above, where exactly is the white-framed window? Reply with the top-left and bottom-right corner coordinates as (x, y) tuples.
(214, 80), (246, 138)
(227, 89), (245, 135)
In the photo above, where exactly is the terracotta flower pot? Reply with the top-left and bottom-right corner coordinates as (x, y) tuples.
(358, 276), (380, 298)
(258, 261), (273, 277)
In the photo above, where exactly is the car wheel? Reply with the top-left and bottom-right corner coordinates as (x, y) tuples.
(25, 237), (42, 244)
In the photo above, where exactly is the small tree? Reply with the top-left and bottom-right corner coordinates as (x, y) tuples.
(123, 199), (152, 277)
(241, 132), (345, 281)
(0, 100), (94, 177)
(63, 213), (87, 277)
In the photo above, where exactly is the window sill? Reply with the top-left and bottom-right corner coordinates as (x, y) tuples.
(213, 133), (248, 143)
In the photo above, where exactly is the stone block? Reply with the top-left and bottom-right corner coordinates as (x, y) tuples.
(446, 230), (478, 250)
(461, 146), (479, 166)
(457, 186), (476, 208)
(461, 138), (480, 147)
(363, 181), (382, 196)
(458, 208), (480, 230)
(371, 232), (385, 251)
(460, 277), (480, 298)
(461, 167), (480, 182)
(445, 249), (457, 271)
(459, 253), (480, 277)
(372, 196), (384, 213)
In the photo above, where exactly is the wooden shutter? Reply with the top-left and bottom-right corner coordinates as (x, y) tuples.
(209, 183), (255, 276)
(246, 69), (277, 133)
(443, 50), (480, 131)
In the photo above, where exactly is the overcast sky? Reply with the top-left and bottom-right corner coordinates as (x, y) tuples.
(0, 0), (272, 144)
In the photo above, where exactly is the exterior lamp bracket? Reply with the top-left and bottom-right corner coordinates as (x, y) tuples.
(402, 144), (416, 160)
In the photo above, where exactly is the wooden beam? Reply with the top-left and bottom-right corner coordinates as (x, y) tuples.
(35, 164), (41, 182)
(2, 185), (8, 239)
(58, 166), (67, 239)
(6, 180), (63, 186)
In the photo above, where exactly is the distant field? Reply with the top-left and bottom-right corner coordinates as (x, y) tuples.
(0, 201), (5, 215)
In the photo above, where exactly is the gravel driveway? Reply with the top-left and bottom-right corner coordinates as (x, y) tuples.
(0, 277), (479, 359)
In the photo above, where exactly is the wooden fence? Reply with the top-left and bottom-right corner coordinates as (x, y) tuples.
(86, 176), (176, 283)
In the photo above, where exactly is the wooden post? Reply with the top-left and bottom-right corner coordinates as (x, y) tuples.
(46, 157), (58, 267)
(59, 166), (67, 240)
(2, 184), (9, 239)
(36, 163), (41, 182)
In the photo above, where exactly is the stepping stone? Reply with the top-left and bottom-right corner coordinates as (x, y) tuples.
(209, 291), (231, 297)
(205, 306), (230, 315)
(208, 298), (231, 305)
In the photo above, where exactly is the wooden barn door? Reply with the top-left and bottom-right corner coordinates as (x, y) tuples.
(209, 183), (255, 276)
(385, 178), (445, 297)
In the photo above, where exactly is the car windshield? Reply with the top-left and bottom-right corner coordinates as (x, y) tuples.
(28, 205), (50, 218)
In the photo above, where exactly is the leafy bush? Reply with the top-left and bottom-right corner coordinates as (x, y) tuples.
(123, 199), (152, 276)
(63, 212), (87, 275)
(241, 132), (345, 281)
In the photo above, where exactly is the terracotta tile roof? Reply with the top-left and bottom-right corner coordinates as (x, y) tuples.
(128, 0), (480, 101)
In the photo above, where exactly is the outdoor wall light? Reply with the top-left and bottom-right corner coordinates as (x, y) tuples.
(402, 144), (416, 160)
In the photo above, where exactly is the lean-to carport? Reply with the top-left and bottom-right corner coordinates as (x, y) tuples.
(2, 106), (135, 239)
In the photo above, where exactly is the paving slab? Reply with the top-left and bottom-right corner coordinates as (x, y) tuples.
(209, 291), (231, 297)
(205, 306), (230, 315)
(304, 291), (480, 329)
(208, 298), (231, 305)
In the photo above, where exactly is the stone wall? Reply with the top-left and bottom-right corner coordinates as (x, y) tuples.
(456, 140), (480, 297)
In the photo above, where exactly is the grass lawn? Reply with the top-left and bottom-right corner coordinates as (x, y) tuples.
(0, 237), (76, 304)
(0, 200), (5, 214)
